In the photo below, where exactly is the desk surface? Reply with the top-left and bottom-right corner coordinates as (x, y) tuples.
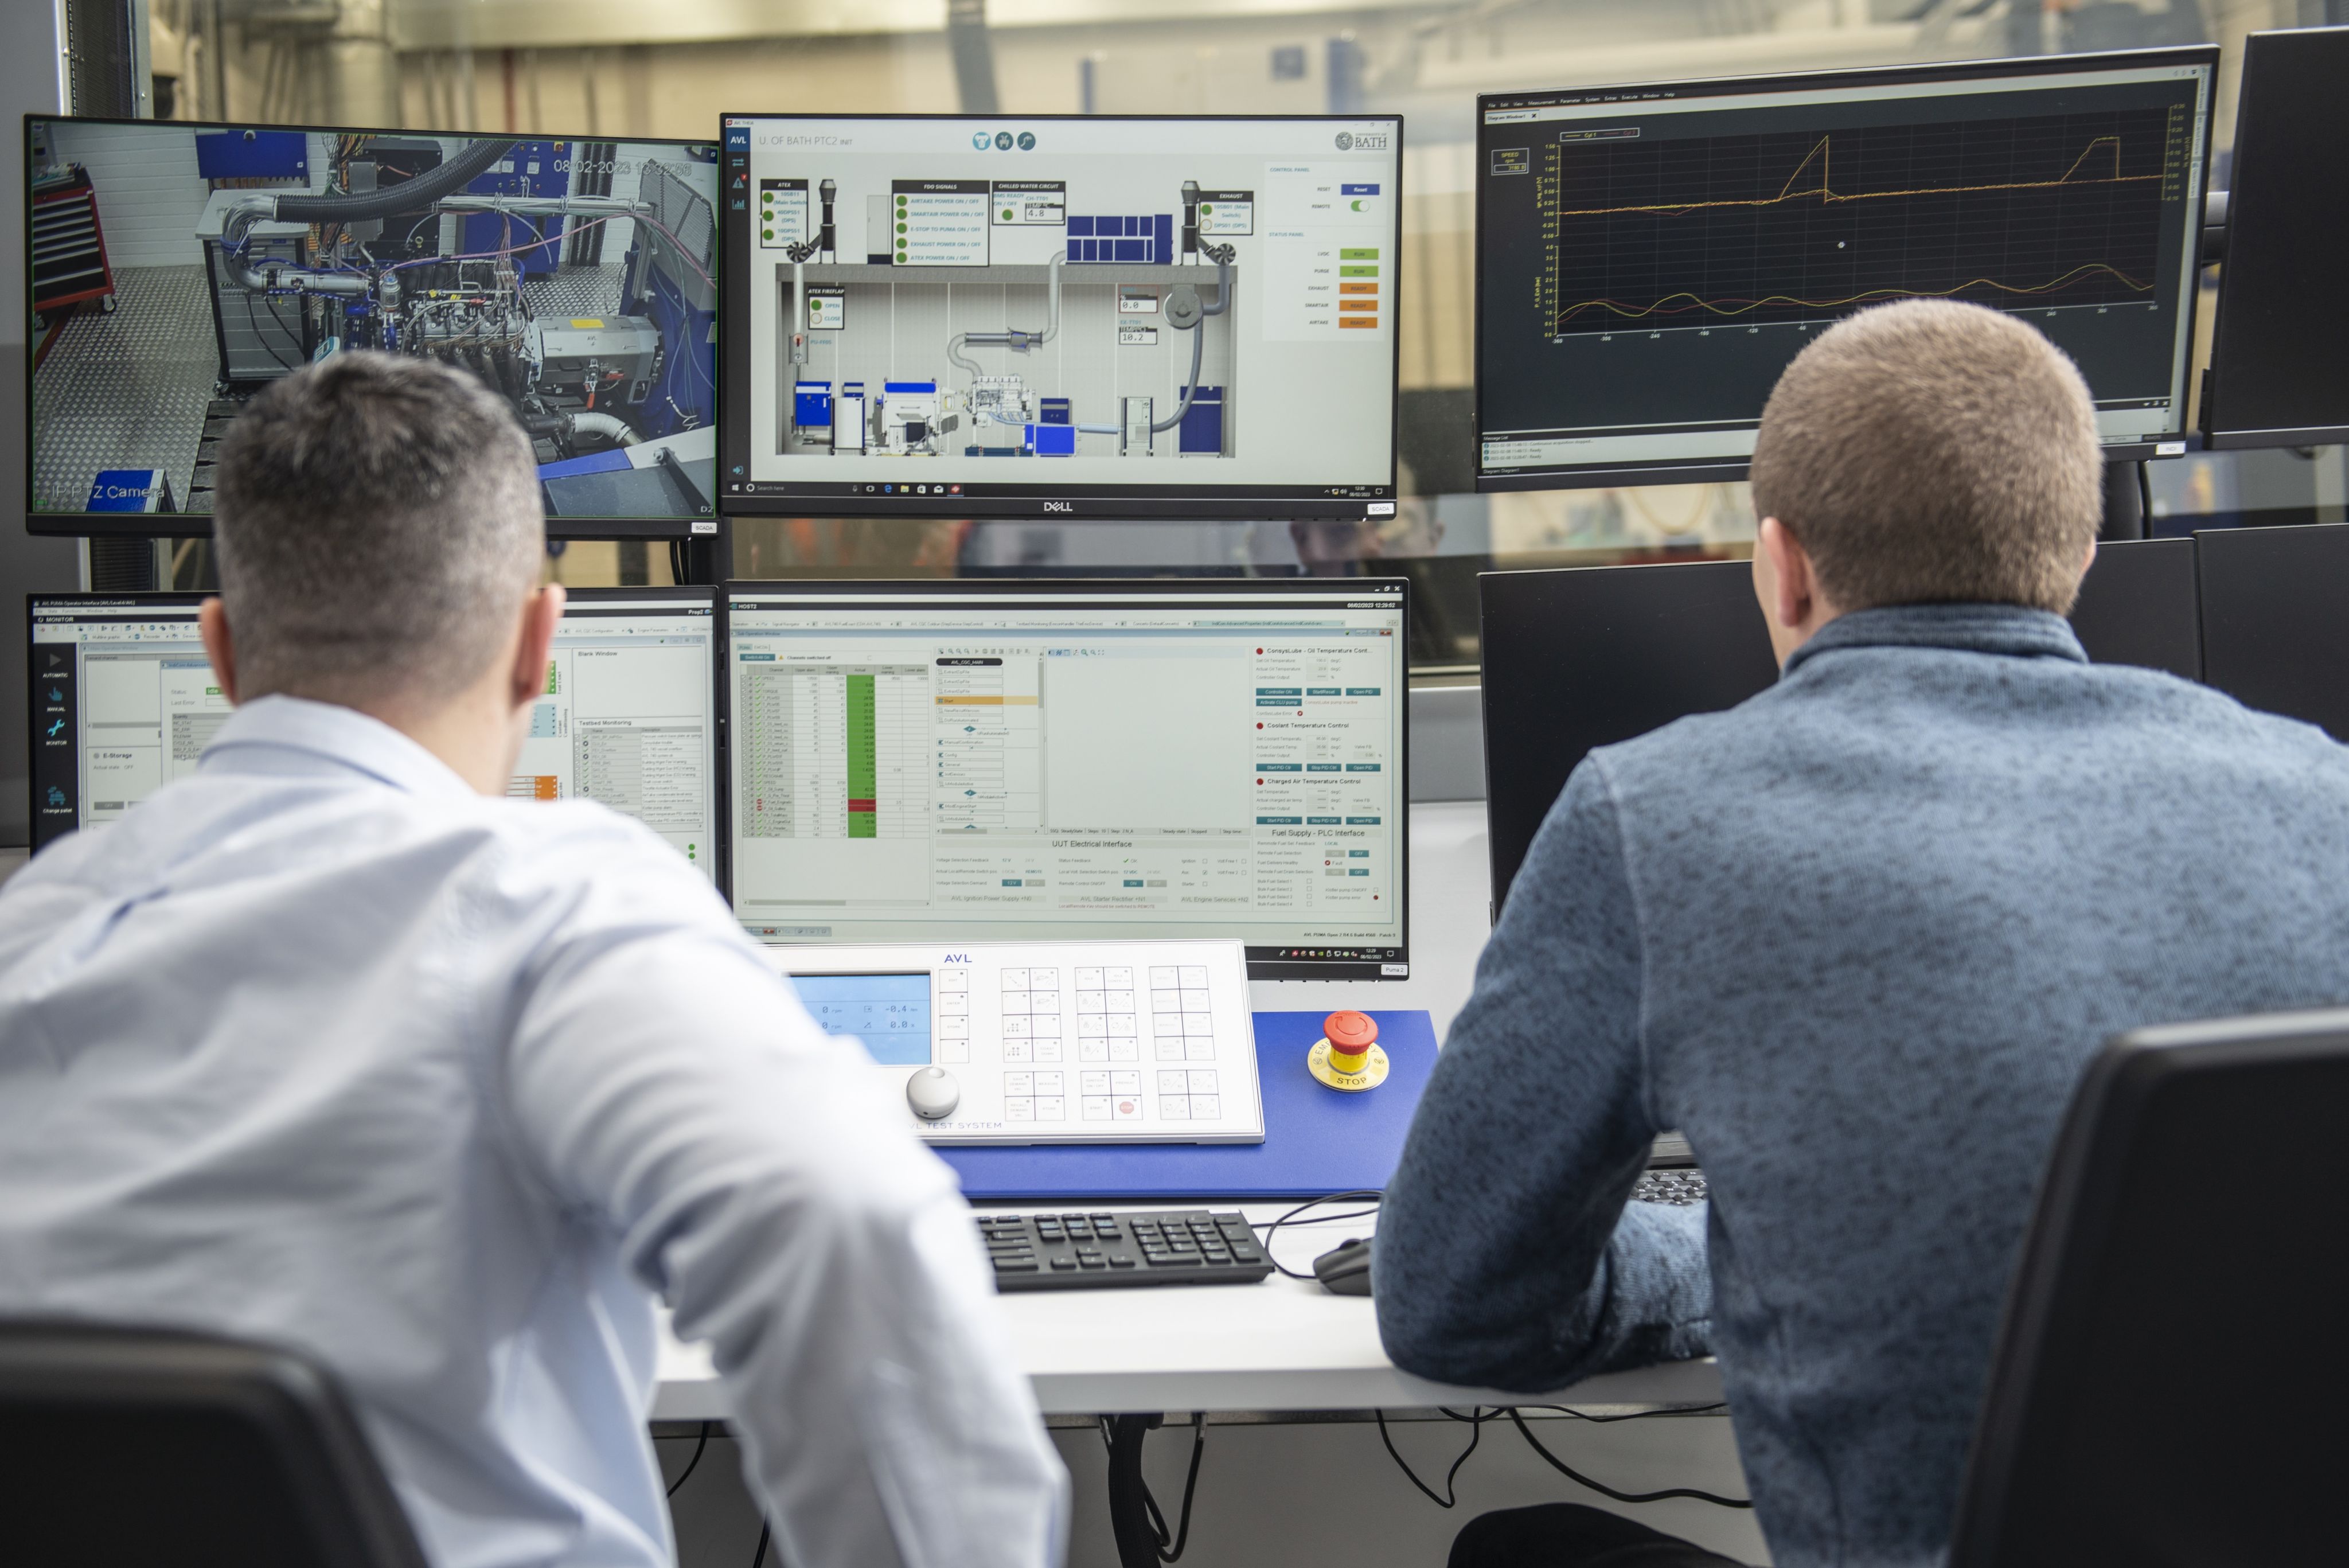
(653, 1202), (1722, 1419)
(651, 808), (1728, 1420)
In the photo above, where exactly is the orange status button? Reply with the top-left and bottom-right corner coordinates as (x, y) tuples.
(1339, 316), (1379, 327)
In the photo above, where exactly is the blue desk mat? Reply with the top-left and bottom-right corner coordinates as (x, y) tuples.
(939, 1009), (1437, 1201)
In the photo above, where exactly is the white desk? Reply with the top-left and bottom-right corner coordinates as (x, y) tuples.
(653, 1200), (1723, 1419)
(657, 801), (1724, 1422)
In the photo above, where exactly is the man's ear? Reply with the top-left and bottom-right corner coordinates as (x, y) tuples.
(1757, 517), (1816, 630)
(508, 585), (567, 712)
(198, 599), (241, 705)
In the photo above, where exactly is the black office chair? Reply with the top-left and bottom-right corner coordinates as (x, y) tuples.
(0, 1319), (430, 1568)
(1949, 1009), (2349, 1567)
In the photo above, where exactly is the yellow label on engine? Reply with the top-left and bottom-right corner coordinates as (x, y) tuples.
(568, 318), (606, 329)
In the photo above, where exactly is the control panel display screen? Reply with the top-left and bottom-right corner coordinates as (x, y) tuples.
(790, 972), (934, 1064)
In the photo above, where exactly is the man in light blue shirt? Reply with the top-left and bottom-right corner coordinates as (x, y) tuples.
(0, 354), (1068, 1568)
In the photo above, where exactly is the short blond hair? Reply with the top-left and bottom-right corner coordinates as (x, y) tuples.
(1748, 299), (2102, 614)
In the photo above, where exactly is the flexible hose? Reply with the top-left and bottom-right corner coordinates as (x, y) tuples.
(276, 138), (514, 223)
(1150, 318), (1208, 434)
(570, 411), (640, 447)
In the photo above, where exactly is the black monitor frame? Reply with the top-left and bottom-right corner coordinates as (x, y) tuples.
(24, 113), (723, 540)
(1474, 46), (2220, 493)
(719, 575), (1411, 981)
(2198, 25), (2349, 451)
(714, 112), (1403, 522)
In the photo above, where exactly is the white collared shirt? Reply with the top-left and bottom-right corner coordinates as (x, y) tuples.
(0, 696), (1067, 1568)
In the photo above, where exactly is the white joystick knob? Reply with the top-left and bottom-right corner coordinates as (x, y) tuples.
(907, 1066), (961, 1121)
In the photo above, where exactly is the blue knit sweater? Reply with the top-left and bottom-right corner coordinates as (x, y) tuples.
(1376, 603), (2349, 1567)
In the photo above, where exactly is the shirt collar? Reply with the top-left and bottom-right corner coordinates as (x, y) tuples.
(1781, 602), (2089, 679)
(198, 694), (479, 801)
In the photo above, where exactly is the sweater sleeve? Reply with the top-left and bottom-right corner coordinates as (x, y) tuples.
(1374, 757), (1711, 1393)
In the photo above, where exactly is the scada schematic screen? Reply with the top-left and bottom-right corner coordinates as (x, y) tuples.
(717, 115), (1401, 519)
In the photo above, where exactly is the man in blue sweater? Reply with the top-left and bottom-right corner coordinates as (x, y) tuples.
(1375, 299), (2349, 1567)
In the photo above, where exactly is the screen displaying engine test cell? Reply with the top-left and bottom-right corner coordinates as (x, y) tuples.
(26, 116), (719, 536)
(29, 590), (720, 877)
(717, 115), (1402, 520)
(725, 580), (1410, 980)
(1476, 49), (2215, 490)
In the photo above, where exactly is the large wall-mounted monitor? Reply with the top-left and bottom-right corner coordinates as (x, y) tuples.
(28, 588), (721, 869)
(2200, 25), (2349, 451)
(26, 116), (719, 537)
(716, 114), (1401, 521)
(1474, 48), (2218, 492)
(721, 579), (1410, 981)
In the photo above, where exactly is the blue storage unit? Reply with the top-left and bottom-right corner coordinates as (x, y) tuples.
(1177, 385), (1224, 455)
(194, 130), (308, 180)
(1065, 214), (1173, 265)
(1040, 397), (1071, 426)
(794, 380), (833, 430)
(1027, 422), (1077, 456)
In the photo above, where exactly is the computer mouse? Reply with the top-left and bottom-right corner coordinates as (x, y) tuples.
(906, 1066), (960, 1121)
(1313, 1237), (1374, 1296)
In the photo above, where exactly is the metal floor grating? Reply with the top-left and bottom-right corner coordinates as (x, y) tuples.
(33, 264), (218, 516)
(524, 264), (625, 319)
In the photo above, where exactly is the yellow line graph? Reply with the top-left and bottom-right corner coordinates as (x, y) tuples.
(1556, 132), (2153, 221)
(1555, 260), (2152, 329)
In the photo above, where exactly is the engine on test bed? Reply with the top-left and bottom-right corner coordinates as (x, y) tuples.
(196, 134), (716, 481)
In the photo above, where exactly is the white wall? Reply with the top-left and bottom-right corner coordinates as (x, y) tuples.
(49, 119), (208, 267)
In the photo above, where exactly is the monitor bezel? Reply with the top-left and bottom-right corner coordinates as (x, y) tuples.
(23, 112), (725, 540)
(1473, 45), (2222, 493)
(717, 575), (1412, 981)
(2198, 26), (2349, 453)
(713, 112), (1404, 522)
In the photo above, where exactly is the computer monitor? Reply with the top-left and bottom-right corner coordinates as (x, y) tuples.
(2199, 25), (2349, 450)
(715, 114), (1400, 521)
(1475, 48), (2218, 491)
(25, 116), (719, 537)
(2195, 521), (2349, 743)
(28, 588), (722, 876)
(722, 579), (1409, 980)
(1479, 539), (2206, 915)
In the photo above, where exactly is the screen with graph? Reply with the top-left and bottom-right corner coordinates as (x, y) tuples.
(1474, 50), (2215, 490)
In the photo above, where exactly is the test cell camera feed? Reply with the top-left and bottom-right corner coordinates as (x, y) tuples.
(27, 118), (719, 531)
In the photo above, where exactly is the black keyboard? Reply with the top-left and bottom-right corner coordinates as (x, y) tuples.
(977, 1210), (1274, 1290)
(1633, 1168), (1708, 1206)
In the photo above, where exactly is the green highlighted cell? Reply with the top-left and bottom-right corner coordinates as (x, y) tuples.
(1340, 265), (1379, 277)
(1340, 248), (1380, 259)
(846, 674), (877, 838)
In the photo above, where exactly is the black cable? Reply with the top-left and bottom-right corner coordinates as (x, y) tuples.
(258, 292), (305, 371)
(1249, 1189), (1383, 1278)
(1375, 1406), (1486, 1508)
(665, 1421), (712, 1497)
(1514, 1402), (1729, 1425)
(750, 1522), (769, 1568)
(1505, 1409), (1752, 1509)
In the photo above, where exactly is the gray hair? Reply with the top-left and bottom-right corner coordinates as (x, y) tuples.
(1748, 299), (2104, 614)
(212, 353), (543, 707)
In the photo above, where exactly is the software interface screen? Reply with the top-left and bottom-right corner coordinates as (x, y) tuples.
(1476, 56), (2212, 484)
(718, 115), (1400, 514)
(28, 119), (717, 530)
(726, 586), (1407, 966)
(30, 594), (718, 878)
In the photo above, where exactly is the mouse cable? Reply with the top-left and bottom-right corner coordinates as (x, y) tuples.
(1140, 1413), (1207, 1562)
(1249, 1189), (1384, 1279)
(749, 1523), (769, 1568)
(1513, 1401), (1729, 1425)
(1097, 1413), (1208, 1562)
(665, 1420), (713, 1498)
(1374, 1405), (1489, 1508)
(1505, 1408), (1752, 1509)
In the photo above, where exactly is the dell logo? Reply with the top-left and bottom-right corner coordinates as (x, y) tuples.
(1044, 500), (1074, 513)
